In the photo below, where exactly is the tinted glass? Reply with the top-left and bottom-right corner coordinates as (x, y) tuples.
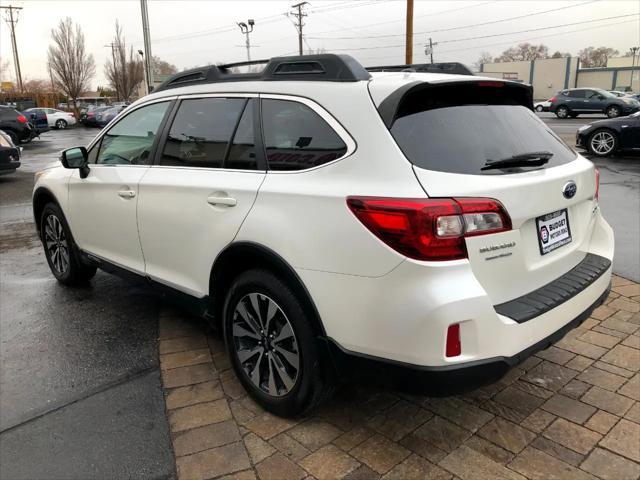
(567, 90), (585, 98)
(160, 98), (245, 168)
(96, 101), (169, 165)
(262, 99), (347, 171)
(226, 100), (258, 170)
(389, 86), (576, 175)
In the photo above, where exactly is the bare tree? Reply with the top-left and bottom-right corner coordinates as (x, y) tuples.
(152, 56), (178, 75)
(551, 51), (571, 59)
(47, 18), (95, 111)
(104, 21), (144, 101)
(23, 79), (50, 94)
(496, 43), (549, 62)
(578, 46), (620, 68)
(473, 51), (494, 70)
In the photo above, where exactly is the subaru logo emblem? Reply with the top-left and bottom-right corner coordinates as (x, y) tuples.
(563, 181), (577, 199)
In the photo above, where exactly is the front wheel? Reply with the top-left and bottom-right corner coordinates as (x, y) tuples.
(41, 203), (97, 285)
(588, 129), (618, 157)
(223, 269), (332, 417)
(55, 119), (68, 129)
(606, 105), (622, 118)
(535, 105), (543, 112)
(555, 106), (570, 119)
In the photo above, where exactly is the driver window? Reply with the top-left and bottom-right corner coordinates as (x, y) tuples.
(96, 101), (169, 165)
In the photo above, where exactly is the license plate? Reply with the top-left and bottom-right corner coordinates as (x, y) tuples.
(536, 209), (572, 255)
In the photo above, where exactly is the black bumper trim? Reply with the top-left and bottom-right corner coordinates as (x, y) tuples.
(494, 253), (611, 323)
(322, 283), (610, 395)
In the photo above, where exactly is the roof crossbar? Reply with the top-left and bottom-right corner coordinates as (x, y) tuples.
(154, 54), (372, 92)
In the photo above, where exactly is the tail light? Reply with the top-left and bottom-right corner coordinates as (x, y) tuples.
(594, 168), (600, 201)
(17, 114), (27, 123)
(69, 113), (75, 117)
(549, 96), (557, 103)
(347, 197), (512, 261)
(87, 112), (94, 117)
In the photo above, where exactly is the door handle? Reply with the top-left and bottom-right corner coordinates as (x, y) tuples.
(207, 195), (237, 207)
(117, 190), (136, 199)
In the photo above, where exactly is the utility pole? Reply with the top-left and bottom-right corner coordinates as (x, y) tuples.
(1, 5), (24, 92)
(630, 46), (639, 92)
(425, 37), (438, 64)
(140, 0), (154, 92)
(237, 20), (255, 61)
(290, 2), (308, 55)
(405, 0), (413, 65)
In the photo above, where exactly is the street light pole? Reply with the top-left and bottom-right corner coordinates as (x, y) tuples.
(140, 0), (154, 92)
(630, 46), (639, 92)
(237, 20), (255, 62)
(138, 50), (148, 96)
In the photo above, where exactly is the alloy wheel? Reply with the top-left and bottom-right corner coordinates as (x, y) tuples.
(44, 214), (70, 275)
(231, 293), (300, 397)
(606, 106), (620, 118)
(56, 120), (67, 129)
(557, 107), (568, 118)
(590, 131), (615, 155)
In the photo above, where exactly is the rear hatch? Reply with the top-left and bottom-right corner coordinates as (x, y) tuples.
(371, 77), (599, 305)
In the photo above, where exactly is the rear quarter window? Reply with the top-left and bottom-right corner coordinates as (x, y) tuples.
(389, 83), (576, 175)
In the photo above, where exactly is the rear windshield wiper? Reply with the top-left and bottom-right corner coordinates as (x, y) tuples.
(481, 151), (554, 171)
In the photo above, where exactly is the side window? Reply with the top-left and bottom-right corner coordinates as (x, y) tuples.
(261, 99), (348, 171)
(160, 98), (245, 168)
(226, 100), (257, 170)
(96, 101), (169, 165)
(568, 90), (586, 99)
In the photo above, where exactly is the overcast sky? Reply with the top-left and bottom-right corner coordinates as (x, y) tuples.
(1, 0), (638, 89)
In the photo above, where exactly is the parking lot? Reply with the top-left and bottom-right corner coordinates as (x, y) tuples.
(1, 119), (639, 479)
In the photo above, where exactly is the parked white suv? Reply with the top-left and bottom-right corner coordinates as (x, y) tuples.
(33, 55), (614, 417)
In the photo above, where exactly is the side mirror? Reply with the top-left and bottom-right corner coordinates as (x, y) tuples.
(598, 95), (605, 100)
(60, 147), (90, 178)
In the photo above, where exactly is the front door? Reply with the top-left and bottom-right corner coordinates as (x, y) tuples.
(138, 96), (265, 297)
(584, 90), (607, 113)
(67, 100), (172, 273)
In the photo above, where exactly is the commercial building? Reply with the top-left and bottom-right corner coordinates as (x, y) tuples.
(479, 55), (639, 100)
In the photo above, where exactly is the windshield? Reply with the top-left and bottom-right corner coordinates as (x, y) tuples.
(595, 89), (617, 98)
(390, 87), (576, 175)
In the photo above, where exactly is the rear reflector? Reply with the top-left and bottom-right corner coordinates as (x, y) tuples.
(446, 324), (461, 357)
(347, 197), (511, 261)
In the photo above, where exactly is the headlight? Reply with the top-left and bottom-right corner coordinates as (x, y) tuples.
(578, 125), (592, 132)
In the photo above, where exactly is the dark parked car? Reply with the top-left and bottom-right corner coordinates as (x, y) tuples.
(550, 88), (640, 119)
(0, 106), (36, 144)
(94, 105), (127, 128)
(82, 106), (111, 127)
(22, 109), (50, 134)
(0, 129), (21, 175)
(576, 111), (640, 157)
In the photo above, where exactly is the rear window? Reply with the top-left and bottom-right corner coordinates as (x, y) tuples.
(390, 84), (576, 175)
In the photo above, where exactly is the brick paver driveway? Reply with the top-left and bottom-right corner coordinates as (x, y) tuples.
(159, 275), (640, 480)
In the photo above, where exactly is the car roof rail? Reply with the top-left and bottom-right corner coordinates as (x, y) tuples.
(154, 54), (372, 92)
(366, 62), (474, 76)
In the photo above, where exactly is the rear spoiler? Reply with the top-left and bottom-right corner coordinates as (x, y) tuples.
(366, 62), (474, 76)
(377, 80), (534, 129)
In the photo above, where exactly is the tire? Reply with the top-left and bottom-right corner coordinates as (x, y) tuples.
(40, 203), (97, 285)
(555, 106), (569, 119)
(535, 105), (543, 112)
(55, 119), (68, 129)
(588, 129), (618, 157)
(606, 105), (622, 118)
(223, 269), (332, 417)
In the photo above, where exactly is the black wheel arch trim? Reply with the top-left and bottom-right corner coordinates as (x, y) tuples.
(32, 186), (61, 233)
(209, 241), (327, 337)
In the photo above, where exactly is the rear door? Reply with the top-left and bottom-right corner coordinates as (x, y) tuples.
(137, 95), (265, 297)
(380, 80), (598, 304)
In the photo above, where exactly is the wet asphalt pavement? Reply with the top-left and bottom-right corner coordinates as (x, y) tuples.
(0, 115), (638, 478)
(0, 129), (175, 479)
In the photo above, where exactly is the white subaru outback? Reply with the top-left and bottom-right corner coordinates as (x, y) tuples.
(33, 55), (613, 417)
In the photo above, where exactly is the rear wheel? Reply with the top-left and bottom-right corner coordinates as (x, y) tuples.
(55, 119), (68, 129)
(555, 106), (570, 119)
(223, 269), (332, 417)
(41, 203), (97, 285)
(606, 105), (622, 118)
(588, 129), (618, 157)
(535, 105), (543, 112)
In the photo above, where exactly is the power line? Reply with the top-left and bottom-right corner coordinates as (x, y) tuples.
(308, 0), (598, 39)
(289, 2), (309, 55)
(0, 4), (23, 92)
(320, 13), (640, 52)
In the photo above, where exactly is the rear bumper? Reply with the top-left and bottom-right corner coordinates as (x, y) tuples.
(323, 283), (610, 394)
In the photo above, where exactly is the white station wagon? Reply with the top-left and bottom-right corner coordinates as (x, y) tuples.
(33, 55), (614, 416)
